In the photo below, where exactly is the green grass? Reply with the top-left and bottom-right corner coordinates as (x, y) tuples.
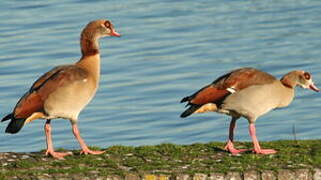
(1, 140), (321, 178)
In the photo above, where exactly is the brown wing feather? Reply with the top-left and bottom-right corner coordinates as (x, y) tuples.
(12, 65), (88, 119)
(14, 92), (44, 119)
(191, 86), (229, 105)
(30, 65), (66, 90)
(218, 67), (276, 90)
(183, 67), (276, 106)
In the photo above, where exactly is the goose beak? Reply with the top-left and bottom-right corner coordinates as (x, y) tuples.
(309, 83), (320, 92)
(111, 29), (121, 37)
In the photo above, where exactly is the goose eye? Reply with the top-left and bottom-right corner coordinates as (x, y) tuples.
(104, 21), (111, 28)
(303, 72), (311, 80)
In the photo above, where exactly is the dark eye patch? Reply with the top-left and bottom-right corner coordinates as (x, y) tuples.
(104, 21), (111, 28)
(304, 72), (311, 80)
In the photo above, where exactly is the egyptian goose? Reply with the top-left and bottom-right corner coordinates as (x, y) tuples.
(1, 19), (120, 159)
(180, 67), (319, 155)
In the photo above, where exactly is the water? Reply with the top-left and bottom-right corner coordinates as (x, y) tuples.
(0, 0), (320, 152)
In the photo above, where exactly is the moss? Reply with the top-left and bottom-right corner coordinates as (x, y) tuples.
(1, 140), (321, 178)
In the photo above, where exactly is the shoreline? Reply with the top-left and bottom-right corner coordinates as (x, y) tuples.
(1, 140), (321, 179)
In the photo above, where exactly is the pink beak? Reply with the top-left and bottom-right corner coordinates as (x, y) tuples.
(309, 83), (320, 92)
(111, 29), (121, 37)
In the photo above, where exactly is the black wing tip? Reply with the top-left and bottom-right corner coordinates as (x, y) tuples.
(1, 114), (25, 134)
(180, 111), (190, 118)
(180, 108), (194, 118)
(180, 105), (200, 118)
(5, 118), (26, 134)
(180, 96), (190, 103)
(1, 113), (13, 122)
(5, 128), (18, 134)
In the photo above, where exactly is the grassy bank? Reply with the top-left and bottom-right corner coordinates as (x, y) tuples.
(0, 140), (321, 179)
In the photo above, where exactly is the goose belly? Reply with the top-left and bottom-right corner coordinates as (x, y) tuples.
(44, 80), (97, 121)
(220, 83), (287, 120)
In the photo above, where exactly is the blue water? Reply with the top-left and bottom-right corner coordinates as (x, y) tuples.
(0, 0), (321, 152)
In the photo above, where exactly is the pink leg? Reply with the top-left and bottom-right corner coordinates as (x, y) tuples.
(71, 123), (105, 155)
(44, 120), (72, 159)
(224, 117), (248, 155)
(249, 123), (277, 154)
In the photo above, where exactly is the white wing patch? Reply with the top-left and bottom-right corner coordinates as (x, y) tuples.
(226, 87), (236, 93)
